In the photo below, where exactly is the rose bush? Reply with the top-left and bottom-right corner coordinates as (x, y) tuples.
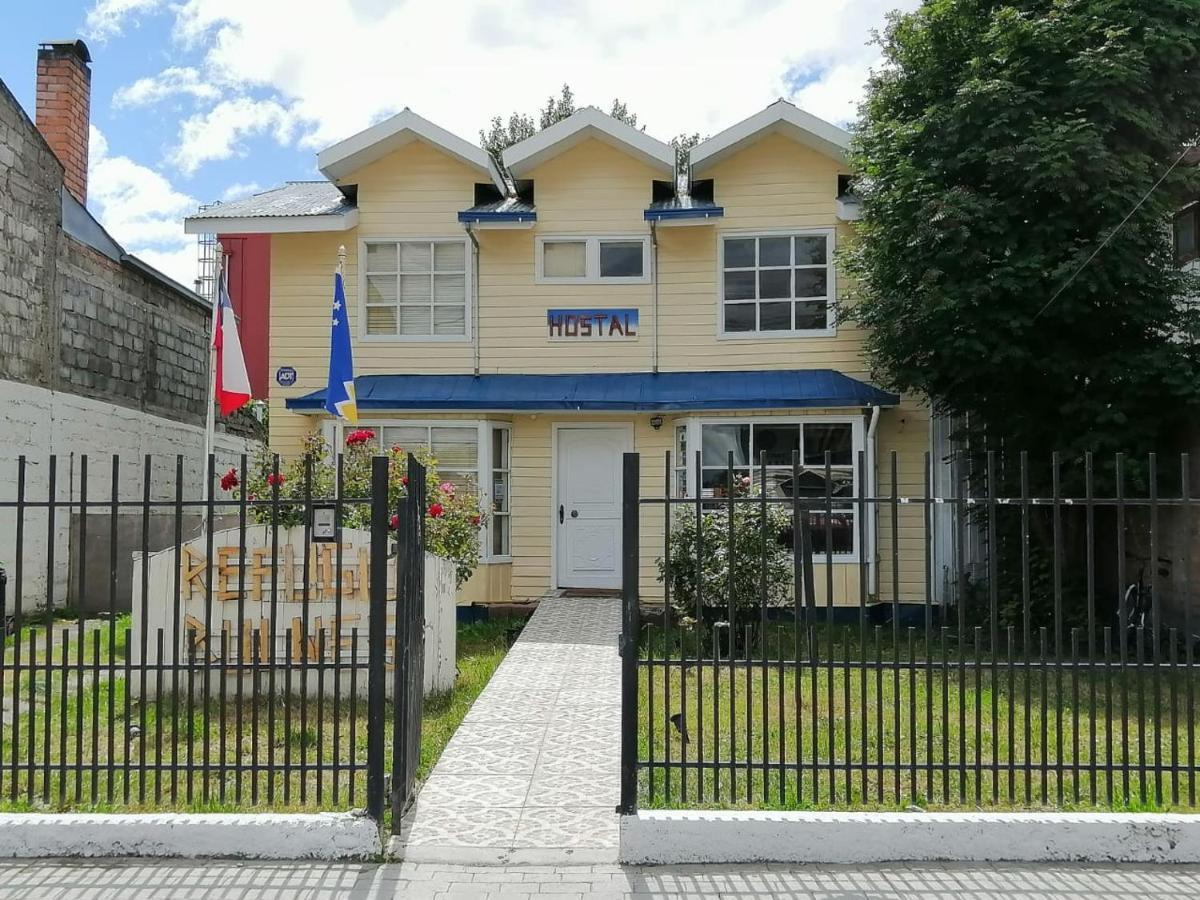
(231, 430), (484, 587)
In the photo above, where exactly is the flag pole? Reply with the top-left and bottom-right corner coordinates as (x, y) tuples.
(338, 243), (346, 280)
(203, 242), (222, 494)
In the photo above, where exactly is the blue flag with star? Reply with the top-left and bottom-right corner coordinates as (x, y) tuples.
(324, 270), (358, 423)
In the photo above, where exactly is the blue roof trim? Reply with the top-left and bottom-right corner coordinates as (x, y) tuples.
(286, 370), (899, 413)
(644, 205), (725, 221)
(457, 210), (537, 223)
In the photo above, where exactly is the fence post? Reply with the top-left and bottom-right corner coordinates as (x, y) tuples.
(366, 455), (389, 821)
(618, 452), (640, 815)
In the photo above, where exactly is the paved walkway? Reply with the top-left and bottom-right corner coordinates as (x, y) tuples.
(397, 594), (622, 864)
(3, 860), (1199, 898)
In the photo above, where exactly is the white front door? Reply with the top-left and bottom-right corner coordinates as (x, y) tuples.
(555, 425), (630, 589)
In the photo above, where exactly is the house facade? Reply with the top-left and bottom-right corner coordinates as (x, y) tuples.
(185, 102), (934, 608)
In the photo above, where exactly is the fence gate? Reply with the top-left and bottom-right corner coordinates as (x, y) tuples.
(389, 454), (426, 828)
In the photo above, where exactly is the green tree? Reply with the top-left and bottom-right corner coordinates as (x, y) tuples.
(848, 0), (1200, 462)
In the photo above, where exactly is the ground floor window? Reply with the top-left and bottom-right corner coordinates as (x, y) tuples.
(332, 420), (511, 561)
(675, 417), (864, 559)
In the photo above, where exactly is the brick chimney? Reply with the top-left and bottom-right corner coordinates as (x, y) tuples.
(36, 39), (92, 205)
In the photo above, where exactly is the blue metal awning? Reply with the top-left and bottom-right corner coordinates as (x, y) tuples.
(458, 197), (536, 225)
(286, 370), (899, 413)
(644, 196), (724, 223)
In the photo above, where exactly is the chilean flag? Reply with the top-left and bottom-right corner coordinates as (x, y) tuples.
(213, 265), (252, 415)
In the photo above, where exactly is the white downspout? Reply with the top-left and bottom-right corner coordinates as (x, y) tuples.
(464, 223), (481, 376)
(650, 222), (660, 373)
(866, 405), (881, 598)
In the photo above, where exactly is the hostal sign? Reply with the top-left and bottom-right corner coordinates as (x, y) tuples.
(547, 308), (638, 340)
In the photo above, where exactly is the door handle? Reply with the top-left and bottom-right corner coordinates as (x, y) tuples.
(570, 509), (579, 518)
(558, 504), (565, 524)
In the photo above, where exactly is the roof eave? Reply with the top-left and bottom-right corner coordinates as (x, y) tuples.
(690, 101), (850, 176)
(501, 107), (675, 178)
(644, 206), (725, 224)
(183, 209), (359, 235)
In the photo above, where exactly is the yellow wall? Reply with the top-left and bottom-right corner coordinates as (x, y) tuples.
(265, 128), (932, 607)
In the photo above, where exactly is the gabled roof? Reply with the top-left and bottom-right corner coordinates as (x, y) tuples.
(689, 99), (850, 176)
(501, 106), (675, 178)
(317, 108), (506, 190)
(183, 182), (358, 234)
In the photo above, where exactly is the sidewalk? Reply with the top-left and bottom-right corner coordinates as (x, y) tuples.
(2, 859), (1198, 898)
(395, 594), (622, 863)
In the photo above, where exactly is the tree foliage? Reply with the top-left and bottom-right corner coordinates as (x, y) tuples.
(848, 0), (1200, 460)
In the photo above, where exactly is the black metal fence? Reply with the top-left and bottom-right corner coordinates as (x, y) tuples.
(0, 452), (425, 828)
(619, 449), (1200, 812)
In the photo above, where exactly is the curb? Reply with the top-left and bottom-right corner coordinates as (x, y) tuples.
(620, 810), (1200, 865)
(0, 812), (381, 860)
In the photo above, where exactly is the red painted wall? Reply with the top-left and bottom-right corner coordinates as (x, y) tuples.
(218, 233), (271, 399)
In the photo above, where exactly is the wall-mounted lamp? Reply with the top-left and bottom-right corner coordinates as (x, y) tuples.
(649, 415), (664, 430)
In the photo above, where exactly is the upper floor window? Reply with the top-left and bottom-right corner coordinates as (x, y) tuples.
(536, 236), (650, 284)
(362, 239), (469, 339)
(720, 230), (834, 336)
(1175, 204), (1198, 267)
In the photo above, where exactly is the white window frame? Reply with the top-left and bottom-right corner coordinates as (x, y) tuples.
(674, 415), (865, 563)
(535, 234), (652, 285)
(484, 423), (512, 562)
(358, 236), (473, 343)
(716, 227), (837, 339)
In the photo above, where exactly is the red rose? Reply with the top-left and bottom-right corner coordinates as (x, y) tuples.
(345, 429), (375, 447)
(470, 514), (481, 526)
(389, 514), (399, 530)
(428, 503), (444, 518)
(219, 468), (239, 491)
(400, 475), (409, 487)
(266, 472), (285, 487)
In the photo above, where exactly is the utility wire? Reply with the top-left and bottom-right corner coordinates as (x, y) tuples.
(1033, 144), (1195, 320)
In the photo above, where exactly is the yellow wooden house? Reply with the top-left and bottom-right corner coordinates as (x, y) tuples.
(185, 102), (936, 610)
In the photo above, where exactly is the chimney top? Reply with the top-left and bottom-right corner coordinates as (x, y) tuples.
(38, 40), (92, 64)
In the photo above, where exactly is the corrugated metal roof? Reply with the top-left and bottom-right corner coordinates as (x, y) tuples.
(286, 370), (899, 413)
(458, 197), (537, 222)
(189, 182), (355, 220)
(644, 196), (724, 221)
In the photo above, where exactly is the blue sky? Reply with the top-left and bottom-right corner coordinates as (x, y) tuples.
(0, 1), (914, 287)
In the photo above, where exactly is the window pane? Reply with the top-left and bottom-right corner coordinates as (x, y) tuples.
(675, 425), (687, 460)
(794, 468), (853, 498)
(399, 274), (431, 304)
(804, 423), (853, 465)
(674, 469), (688, 499)
(399, 242), (432, 272)
(433, 241), (465, 271)
(543, 241), (586, 278)
(752, 423), (800, 466)
(431, 427), (478, 470)
(433, 306), (465, 335)
(366, 274), (397, 303)
(599, 241), (643, 278)
(492, 428), (509, 470)
(381, 426), (429, 451)
(366, 306), (396, 335)
(492, 515), (509, 556)
(433, 273), (465, 302)
(702, 424), (749, 467)
(794, 235), (827, 265)
(758, 269), (790, 299)
(723, 270), (755, 301)
(398, 306), (431, 335)
(794, 299), (829, 330)
(794, 269), (828, 298)
(724, 238), (755, 268)
(701, 467), (750, 497)
(809, 512), (854, 555)
(754, 469), (798, 498)
(365, 243), (397, 272)
(759, 236), (791, 266)
(760, 302), (792, 330)
(724, 302), (756, 332)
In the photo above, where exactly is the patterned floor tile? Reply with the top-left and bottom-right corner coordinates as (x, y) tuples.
(400, 805), (522, 847)
(414, 774), (532, 809)
(511, 806), (619, 849)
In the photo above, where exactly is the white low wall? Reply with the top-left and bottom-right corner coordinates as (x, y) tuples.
(621, 810), (1200, 865)
(0, 812), (380, 859)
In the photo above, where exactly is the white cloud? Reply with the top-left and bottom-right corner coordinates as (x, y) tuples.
(98, 0), (917, 176)
(170, 97), (296, 174)
(113, 67), (222, 107)
(85, 0), (165, 39)
(221, 181), (263, 201)
(88, 125), (200, 287)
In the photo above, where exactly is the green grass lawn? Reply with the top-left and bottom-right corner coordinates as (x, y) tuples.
(638, 625), (1200, 812)
(0, 615), (522, 813)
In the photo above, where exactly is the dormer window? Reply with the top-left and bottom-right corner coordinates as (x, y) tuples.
(536, 235), (650, 284)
